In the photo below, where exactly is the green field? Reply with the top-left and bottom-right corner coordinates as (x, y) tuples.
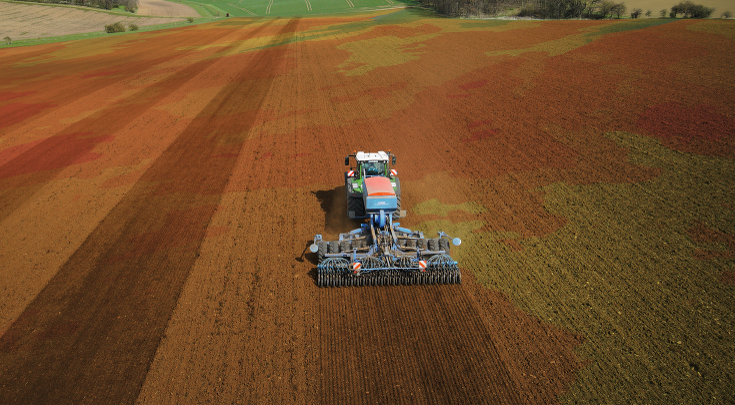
(181, 0), (409, 17)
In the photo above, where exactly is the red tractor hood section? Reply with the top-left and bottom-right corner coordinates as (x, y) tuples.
(364, 176), (395, 197)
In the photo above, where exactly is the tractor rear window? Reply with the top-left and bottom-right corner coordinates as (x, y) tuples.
(363, 162), (385, 175)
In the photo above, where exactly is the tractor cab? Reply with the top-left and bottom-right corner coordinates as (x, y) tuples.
(344, 150), (401, 220)
(345, 151), (396, 179)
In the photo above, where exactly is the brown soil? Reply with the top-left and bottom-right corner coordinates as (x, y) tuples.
(0, 1), (186, 40)
(0, 16), (584, 404)
(1, 14), (732, 405)
(137, 0), (198, 17)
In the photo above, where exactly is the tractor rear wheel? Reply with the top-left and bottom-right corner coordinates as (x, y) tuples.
(348, 197), (364, 218)
(317, 241), (328, 262)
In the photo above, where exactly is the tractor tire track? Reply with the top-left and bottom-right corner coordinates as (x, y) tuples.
(319, 284), (525, 404)
(0, 25), (233, 133)
(0, 22), (260, 224)
(0, 18), (299, 405)
(228, 3), (258, 16)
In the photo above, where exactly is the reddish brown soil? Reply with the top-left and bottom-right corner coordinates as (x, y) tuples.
(637, 102), (735, 157)
(319, 272), (582, 404)
(0, 19), (301, 404)
(1, 13), (732, 405)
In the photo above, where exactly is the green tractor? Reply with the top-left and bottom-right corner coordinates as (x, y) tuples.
(344, 151), (404, 220)
(310, 151), (462, 287)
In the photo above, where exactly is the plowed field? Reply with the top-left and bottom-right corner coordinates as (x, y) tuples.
(0, 1), (189, 40)
(1, 10), (733, 405)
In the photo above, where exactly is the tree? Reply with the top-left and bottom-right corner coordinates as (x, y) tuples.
(121, 0), (138, 12)
(611, 1), (626, 17)
(583, 0), (601, 18)
(690, 4), (715, 17)
(670, 1), (683, 16)
(645, 9), (652, 17)
(568, 0), (588, 18)
(671, 1), (715, 18)
(515, 0), (591, 19)
(631, 7), (642, 17)
(660, 8), (668, 17)
(599, 0), (615, 17)
(3, 36), (10, 45)
(723, 10), (732, 18)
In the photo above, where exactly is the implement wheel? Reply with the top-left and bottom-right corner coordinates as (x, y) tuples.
(317, 241), (328, 262)
(439, 238), (450, 254)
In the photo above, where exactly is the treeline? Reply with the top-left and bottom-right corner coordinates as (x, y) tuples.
(668, 0), (715, 17)
(413, 0), (630, 18)
(414, 0), (717, 19)
(12, 0), (139, 12)
(516, 0), (628, 19)
(413, 0), (524, 17)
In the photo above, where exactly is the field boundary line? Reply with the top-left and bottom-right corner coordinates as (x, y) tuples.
(345, 0), (354, 7)
(304, 0), (312, 11)
(266, 0), (273, 14)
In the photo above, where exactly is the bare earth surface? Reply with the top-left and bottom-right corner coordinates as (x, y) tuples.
(0, 1), (187, 40)
(137, 0), (198, 17)
(0, 11), (733, 405)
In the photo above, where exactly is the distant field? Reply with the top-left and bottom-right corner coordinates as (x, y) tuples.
(0, 1), (188, 40)
(182, 0), (408, 17)
(0, 0), (410, 42)
(137, 0), (198, 16)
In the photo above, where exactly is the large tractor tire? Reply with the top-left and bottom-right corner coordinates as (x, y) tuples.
(317, 241), (328, 262)
(340, 240), (352, 252)
(439, 238), (450, 254)
(347, 196), (365, 218)
(394, 177), (402, 217)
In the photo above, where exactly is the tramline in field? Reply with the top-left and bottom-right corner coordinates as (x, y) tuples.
(310, 151), (462, 287)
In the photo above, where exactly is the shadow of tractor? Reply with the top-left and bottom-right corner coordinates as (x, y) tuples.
(297, 185), (365, 284)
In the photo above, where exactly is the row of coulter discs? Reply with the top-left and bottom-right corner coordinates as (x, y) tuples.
(316, 255), (461, 287)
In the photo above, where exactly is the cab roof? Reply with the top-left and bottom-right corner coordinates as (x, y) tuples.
(355, 151), (389, 162)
